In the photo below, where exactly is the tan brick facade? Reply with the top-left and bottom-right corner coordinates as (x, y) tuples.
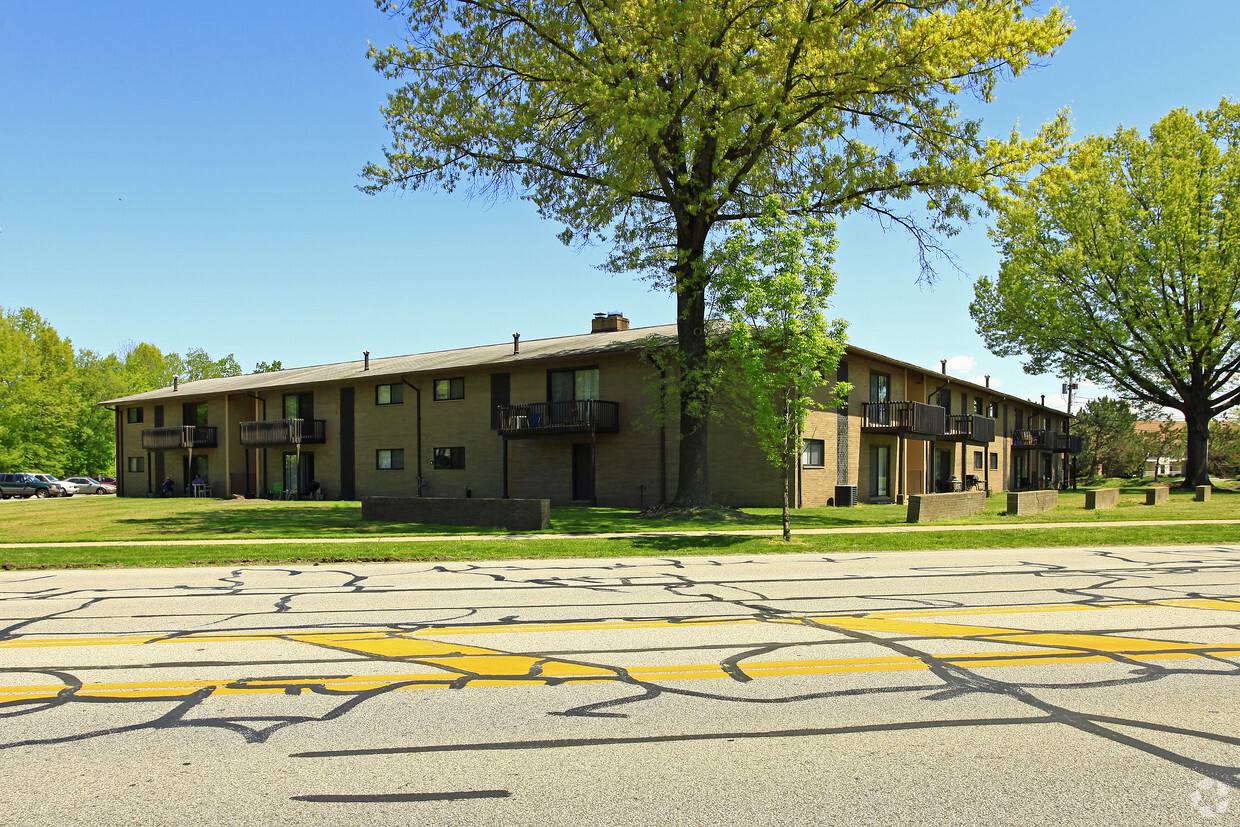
(106, 325), (1076, 507)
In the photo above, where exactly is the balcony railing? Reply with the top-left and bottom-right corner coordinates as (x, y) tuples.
(1011, 428), (1054, 450)
(860, 401), (946, 437)
(239, 418), (327, 446)
(944, 414), (997, 443)
(496, 400), (620, 437)
(141, 425), (218, 450)
(1052, 433), (1082, 453)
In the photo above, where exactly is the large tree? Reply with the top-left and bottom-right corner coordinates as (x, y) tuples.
(364, 0), (1071, 505)
(972, 101), (1240, 488)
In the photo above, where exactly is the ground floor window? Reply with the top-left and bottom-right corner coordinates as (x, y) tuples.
(127, 456), (144, 473)
(802, 439), (825, 468)
(377, 449), (405, 470)
(989, 452), (999, 470)
(283, 452), (315, 496)
(433, 447), (465, 470)
(973, 450), (984, 470)
(869, 444), (890, 498)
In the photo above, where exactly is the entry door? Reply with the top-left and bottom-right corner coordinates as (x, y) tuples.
(571, 443), (594, 503)
(283, 452), (315, 496)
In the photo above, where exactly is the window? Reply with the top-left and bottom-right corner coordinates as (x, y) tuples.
(936, 388), (952, 414)
(183, 401), (208, 428)
(973, 397), (983, 415)
(433, 447), (465, 470)
(988, 401), (998, 418)
(127, 457), (144, 473)
(548, 367), (599, 402)
(376, 383), (404, 405)
(283, 391), (313, 420)
(433, 377), (465, 401)
(126, 407), (143, 424)
(376, 449), (405, 470)
(869, 372), (890, 403)
(802, 439), (825, 467)
(973, 451), (984, 470)
(990, 452), (999, 470)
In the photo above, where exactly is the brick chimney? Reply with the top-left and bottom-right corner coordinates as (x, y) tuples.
(591, 312), (630, 333)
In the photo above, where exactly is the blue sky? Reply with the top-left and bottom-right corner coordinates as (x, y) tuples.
(3, 1), (1238, 413)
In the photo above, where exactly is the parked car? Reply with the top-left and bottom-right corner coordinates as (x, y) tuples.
(0, 473), (56, 499)
(28, 474), (77, 497)
(96, 475), (118, 486)
(64, 476), (117, 495)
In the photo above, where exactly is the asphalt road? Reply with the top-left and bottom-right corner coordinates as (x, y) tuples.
(2, 545), (1238, 826)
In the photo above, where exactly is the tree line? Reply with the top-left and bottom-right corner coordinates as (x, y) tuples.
(0, 306), (256, 478)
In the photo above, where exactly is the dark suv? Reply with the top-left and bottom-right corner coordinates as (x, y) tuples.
(0, 473), (55, 499)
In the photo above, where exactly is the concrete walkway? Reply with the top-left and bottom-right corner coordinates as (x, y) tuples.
(3, 519), (1238, 549)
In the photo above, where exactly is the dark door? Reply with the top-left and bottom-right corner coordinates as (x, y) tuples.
(571, 443), (593, 503)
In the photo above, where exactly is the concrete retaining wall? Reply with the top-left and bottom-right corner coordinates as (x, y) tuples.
(361, 496), (551, 530)
(1007, 489), (1059, 516)
(907, 491), (986, 523)
(1085, 488), (1120, 510)
(1145, 486), (1170, 505)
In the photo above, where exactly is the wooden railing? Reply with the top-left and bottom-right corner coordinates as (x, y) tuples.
(1011, 428), (1054, 450)
(860, 401), (946, 436)
(239, 419), (327, 446)
(944, 414), (997, 443)
(141, 426), (218, 450)
(496, 400), (620, 436)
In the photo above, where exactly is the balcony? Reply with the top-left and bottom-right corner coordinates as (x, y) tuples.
(141, 425), (218, 450)
(496, 400), (620, 438)
(239, 418), (327, 446)
(1052, 433), (1082, 453)
(943, 414), (997, 444)
(1011, 429), (1054, 450)
(860, 401), (946, 438)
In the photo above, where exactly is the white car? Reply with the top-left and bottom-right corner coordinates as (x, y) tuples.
(64, 476), (117, 495)
(28, 474), (77, 497)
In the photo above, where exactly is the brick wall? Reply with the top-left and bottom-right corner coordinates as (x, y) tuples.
(906, 491), (986, 522)
(361, 496), (550, 530)
(1007, 489), (1058, 515)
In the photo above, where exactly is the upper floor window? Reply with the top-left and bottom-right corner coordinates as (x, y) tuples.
(973, 397), (984, 415)
(936, 388), (952, 415)
(376, 383), (404, 405)
(988, 401), (999, 418)
(126, 407), (143, 424)
(869, 372), (890, 403)
(183, 401), (208, 428)
(434, 377), (465, 401)
(549, 367), (599, 402)
(283, 391), (313, 420)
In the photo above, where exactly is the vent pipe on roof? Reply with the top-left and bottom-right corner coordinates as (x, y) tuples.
(1041, 394), (1046, 406)
(363, 351), (370, 371)
(513, 332), (520, 355)
(940, 359), (947, 374)
(985, 375), (990, 388)
(173, 375), (179, 392)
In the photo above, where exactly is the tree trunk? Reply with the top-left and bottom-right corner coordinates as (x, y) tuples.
(1183, 406), (1212, 488)
(782, 464), (792, 542)
(670, 219), (714, 508)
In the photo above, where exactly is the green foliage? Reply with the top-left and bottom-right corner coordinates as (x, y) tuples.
(0, 313), (243, 476)
(1074, 397), (1143, 478)
(972, 100), (1240, 486)
(1209, 413), (1240, 477)
(711, 196), (848, 538)
(366, 0), (1072, 505)
(255, 360), (284, 373)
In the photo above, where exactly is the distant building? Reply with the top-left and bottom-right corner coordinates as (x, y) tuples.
(101, 314), (1079, 505)
(1135, 420), (1186, 477)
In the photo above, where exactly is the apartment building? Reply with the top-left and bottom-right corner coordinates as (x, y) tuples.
(102, 314), (1079, 506)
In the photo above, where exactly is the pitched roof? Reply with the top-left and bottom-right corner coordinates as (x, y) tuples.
(101, 324), (678, 406)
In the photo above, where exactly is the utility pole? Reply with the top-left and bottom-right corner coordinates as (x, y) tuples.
(1062, 375), (1078, 488)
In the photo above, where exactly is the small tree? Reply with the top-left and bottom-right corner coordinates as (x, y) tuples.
(1075, 397), (1143, 479)
(712, 197), (848, 540)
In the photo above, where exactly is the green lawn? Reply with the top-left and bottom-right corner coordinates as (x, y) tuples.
(1, 480), (1236, 570)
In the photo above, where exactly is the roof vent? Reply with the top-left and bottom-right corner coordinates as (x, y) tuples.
(513, 332), (520, 355)
(940, 359), (947, 374)
(363, 350), (370, 371)
(173, 375), (179, 392)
